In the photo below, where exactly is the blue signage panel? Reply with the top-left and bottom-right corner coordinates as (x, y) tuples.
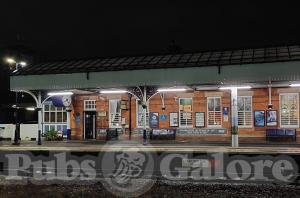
(149, 112), (159, 128)
(160, 114), (168, 121)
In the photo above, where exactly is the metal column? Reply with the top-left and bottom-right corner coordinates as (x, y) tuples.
(231, 87), (239, 147)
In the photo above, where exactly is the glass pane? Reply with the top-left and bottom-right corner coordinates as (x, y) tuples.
(214, 98), (221, 111)
(63, 112), (67, 122)
(44, 112), (50, 122)
(110, 100), (121, 113)
(44, 125), (49, 132)
(208, 98), (214, 111)
(50, 125), (55, 131)
(237, 97), (244, 111)
(50, 104), (55, 111)
(57, 107), (63, 111)
(57, 112), (63, 122)
(44, 104), (50, 111)
(245, 98), (252, 111)
(50, 112), (56, 122)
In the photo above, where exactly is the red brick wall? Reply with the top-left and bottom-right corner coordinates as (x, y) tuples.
(70, 88), (300, 140)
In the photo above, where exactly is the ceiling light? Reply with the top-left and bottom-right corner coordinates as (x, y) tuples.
(48, 92), (74, 96)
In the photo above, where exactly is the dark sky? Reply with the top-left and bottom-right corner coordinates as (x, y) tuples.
(1, 0), (300, 61)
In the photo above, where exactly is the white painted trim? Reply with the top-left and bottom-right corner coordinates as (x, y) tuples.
(279, 93), (299, 128)
(178, 98), (193, 128)
(237, 96), (253, 128)
(207, 96), (222, 128)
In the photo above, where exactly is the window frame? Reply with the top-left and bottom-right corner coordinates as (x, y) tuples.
(237, 96), (253, 128)
(207, 97), (222, 128)
(280, 93), (299, 128)
(109, 99), (122, 128)
(84, 100), (96, 111)
(178, 98), (193, 128)
(42, 102), (67, 133)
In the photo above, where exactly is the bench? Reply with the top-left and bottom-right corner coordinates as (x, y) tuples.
(106, 128), (123, 141)
(150, 129), (176, 140)
(266, 129), (297, 141)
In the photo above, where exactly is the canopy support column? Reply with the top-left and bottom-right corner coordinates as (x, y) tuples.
(231, 87), (239, 147)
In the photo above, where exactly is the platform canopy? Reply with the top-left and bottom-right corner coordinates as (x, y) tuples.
(10, 45), (300, 91)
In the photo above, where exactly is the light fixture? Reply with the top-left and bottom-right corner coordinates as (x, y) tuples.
(290, 84), (300, 87)
(157, 88), (187, 92)
(26, 107), (36, 111)
(219, 86), (252, 90)
(48, 91), (74, 96)
(19, 61), (27, 67)
(6, 58), (16, 64)
(100, 90), (127, 94)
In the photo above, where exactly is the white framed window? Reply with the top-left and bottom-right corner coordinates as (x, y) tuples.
(179, 98), (193, 128)
(84, 100), (96, 111)
(207, 97), (222, 127)
(109, 99), (122, 128)
(237, 96), (253, 128)
(280, 93), (299, 128)
(136, 100), (149, 128)
(43, 102), (67, 133)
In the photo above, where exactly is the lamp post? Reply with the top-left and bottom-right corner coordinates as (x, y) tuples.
(6, 58), (27, 145)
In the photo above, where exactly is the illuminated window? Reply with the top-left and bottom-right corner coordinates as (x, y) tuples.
(280, 93), (299, 128)
(84, 100), (96, 111)
(109, 99), (122, 128)
(238, 96), (253, 128)
(179, 98), (193, 128)
(207, 97), (222, 127)
(43, 102), (67, 133)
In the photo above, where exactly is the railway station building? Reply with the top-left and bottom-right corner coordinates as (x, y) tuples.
(9, 45), (300, 145)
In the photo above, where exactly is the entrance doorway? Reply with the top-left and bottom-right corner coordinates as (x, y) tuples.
(84, 111), (96, 139)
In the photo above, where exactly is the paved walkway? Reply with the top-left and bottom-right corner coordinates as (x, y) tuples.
(1, 140), (300, 154)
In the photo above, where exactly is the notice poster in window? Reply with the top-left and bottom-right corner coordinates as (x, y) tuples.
(195, 112), (205, 127)
(266, 110), (277, 126)
(149, 112), (159, 128)
(169, 112), (179, 127)
(223, 107), (229, 122)
(254, 110), (265, 127)
(183, 105), (192, 112)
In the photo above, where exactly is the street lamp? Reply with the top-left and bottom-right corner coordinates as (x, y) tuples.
(6, 58), (27, 73)
(6, 58), (27, 145)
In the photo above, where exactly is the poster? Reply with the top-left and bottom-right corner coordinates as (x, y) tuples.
(223, 107), (229, 122)
(266, 110), (277, 126)
(254, 110), (265, 127)
(149, 112), (159, 128)
(75, 112), (81, 124)
(195, 112), (205, 127)
(169, 112), (179, 127)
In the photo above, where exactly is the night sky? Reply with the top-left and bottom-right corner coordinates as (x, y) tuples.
(1, 1), (300, 61)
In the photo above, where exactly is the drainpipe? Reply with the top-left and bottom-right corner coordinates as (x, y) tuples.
(143, 86), (147, 145)
(66, 107), (72, 142)
(268, 81), (273, 109)
(128, 93), (132, 140)
(37, 91), (42, 145)
(231, 87), (239, 147)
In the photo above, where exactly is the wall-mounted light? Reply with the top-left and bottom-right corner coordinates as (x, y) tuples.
(290, 84), (300, 87)
(157, 88), (187, 92)
(100, 90), (127, 94)
(48, 92), (74, 96)
(6, 58), (16, 64)
(26, 107), (36, 111)
(219, 86), (252, 90)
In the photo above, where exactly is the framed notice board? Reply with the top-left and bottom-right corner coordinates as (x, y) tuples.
(195, 112), (205, 127)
